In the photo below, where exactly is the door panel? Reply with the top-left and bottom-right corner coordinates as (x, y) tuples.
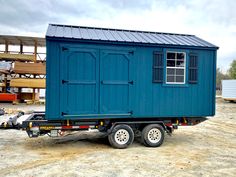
(100, 50), (132, 114)
(61, 48), (98, 116)
(61, 47), (133, 117)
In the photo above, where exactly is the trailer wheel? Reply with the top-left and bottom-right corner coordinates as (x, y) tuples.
(108, 124), (134, 149)
(141, 124), (165, 147)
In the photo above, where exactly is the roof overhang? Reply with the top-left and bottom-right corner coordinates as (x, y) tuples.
(46, 24), (219, 49)
(0, 35), (45, 47)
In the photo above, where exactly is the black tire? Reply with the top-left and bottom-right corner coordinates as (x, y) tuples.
(108, 124), (134, 149)
(141, 124), (165, 147)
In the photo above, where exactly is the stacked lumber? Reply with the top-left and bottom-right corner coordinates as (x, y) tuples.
(0, 69), (9, 74)
(10, 78), (45, 88)
(0, 53), (34, 62)
(0, 83), (6, 87)
(13, 62), (46, 75)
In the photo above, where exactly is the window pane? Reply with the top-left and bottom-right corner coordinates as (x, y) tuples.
(167, 52), (175, 59)
(167, 76), (175, 82)
(176, 69), (184, 75)
(167, 68), (175, 75)
(176, 60), (184, 67)
(166, 51), (186, 84)
(167, 60), (175, 67)
(176, 76), (184, 82)
(177, 53), (185, 60)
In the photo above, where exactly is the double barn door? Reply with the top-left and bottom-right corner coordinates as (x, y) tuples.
(60, 46), (133, 118)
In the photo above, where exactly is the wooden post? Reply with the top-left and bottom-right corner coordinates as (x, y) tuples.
(33, 40), (38, 103)
(3, 74), (7, 93)
(18, 43), (23, 101)
(33, 74), (36, 103)
(33, 88), (35, 102)
(20, 43), (23, 54)
(34, 40), (37, 62)
(5, 40), (8, 53)
(3, 40), (9, 92)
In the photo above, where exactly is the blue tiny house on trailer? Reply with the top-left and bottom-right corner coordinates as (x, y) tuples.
(46, 24), (218, 120)
(23, 24), (218, 148)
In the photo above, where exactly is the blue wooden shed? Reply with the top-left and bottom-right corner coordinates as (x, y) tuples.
(45, 24), (218, 120)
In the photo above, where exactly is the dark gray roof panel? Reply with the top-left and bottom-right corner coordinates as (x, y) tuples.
(54, 26), (64, 38)
(87, 28), (99, 40)
(46, 24), (218, 48)
(71, 27), (81, 38)
(116, 31), (133, 42)
(124, 31), (140, 42)
(94, 29), (107, 40)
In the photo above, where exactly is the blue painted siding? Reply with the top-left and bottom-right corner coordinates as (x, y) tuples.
(46, 40), (61, 119)
(46, 39), (217, 120)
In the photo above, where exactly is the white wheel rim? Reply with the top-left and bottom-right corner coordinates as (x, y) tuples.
(114, 129), (130, 145)
(147, 128), (162, 144)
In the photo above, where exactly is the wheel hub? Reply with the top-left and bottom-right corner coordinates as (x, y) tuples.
(114, 129), (130, 145)
(148, 128), (161, 143)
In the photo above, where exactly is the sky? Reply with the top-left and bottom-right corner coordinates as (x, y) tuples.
(0, 0), (235, 72)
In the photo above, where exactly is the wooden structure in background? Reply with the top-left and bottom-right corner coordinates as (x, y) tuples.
(13, 62), (46, 75)
(10, 78), (45, 88)
(0, 70), (9, 74)
(0, 35), (46, 103)
(0, 83), (5, 87)
(19, 92), (39, 101)
(0, 53), (35, 62)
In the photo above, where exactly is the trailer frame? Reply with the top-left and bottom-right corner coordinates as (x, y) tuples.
(19, 112), (207, 148)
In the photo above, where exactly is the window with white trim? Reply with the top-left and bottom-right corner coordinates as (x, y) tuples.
(166, 52), (186, 84)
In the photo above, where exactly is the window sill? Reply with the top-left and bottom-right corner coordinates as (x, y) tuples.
(162, 83), (189, 87)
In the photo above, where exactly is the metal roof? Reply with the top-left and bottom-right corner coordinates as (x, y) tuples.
(0, 35), (45, 47)
(46, 24), (218, 49)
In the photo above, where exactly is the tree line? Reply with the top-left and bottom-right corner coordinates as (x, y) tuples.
(216, 60), (236, 89)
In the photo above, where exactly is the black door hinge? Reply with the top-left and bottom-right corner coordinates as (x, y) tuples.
(62, 47), (68, 51)
(128, 80), (134, 85)
(62, 80), (68, 84)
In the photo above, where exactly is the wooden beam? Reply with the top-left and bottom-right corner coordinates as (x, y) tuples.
(13, 61), (46, 75)
(0, 53), (34, 62)
(0, 69), (9, 74)
(0, 82), (6, 87)
(10, 78), (46, 88)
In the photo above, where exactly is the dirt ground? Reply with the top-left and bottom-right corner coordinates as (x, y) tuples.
(0, 98), (235, 177)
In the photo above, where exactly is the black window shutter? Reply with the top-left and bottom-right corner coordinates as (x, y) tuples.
(153, 51), (164, 83)
(189, 53), (198, 84)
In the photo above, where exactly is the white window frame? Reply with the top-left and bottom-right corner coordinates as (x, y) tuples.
(166, 51), (186, 84)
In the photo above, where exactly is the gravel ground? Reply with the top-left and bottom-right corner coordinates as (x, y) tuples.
(0, 98), (235, 177)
